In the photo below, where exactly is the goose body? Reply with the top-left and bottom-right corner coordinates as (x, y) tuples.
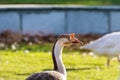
(26, 71), (65, 80)
(81, 32), (120, 66)
(26, 33), (81, 80)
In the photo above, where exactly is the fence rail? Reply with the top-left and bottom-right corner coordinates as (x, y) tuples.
(0, 5), (120, 34)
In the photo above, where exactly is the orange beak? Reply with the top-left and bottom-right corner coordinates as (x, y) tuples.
(72, 38), (83, 45)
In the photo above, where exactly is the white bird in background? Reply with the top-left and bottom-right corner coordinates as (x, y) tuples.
(80, 32), (120, 66)
(26, 33), (82, 80)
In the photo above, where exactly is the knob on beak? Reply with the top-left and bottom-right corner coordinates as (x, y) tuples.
(70, 33), (83, 45)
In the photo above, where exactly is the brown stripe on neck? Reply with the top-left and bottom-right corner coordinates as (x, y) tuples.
(52, 34), (69, 71)
(52, 40), (58, 71)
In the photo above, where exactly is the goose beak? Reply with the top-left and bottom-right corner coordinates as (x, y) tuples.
(72, 39), (83, 45)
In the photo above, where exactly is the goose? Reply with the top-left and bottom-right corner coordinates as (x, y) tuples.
(80, 32), (120, 66)
(26, 33), (82, 80)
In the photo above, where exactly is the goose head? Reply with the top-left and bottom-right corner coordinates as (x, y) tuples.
(56, 33), (82, 47)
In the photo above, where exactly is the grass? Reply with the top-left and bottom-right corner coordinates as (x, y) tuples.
(0, 0), (120, 5)
(0, 43), (120, 80)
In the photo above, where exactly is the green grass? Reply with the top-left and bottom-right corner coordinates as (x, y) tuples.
(0, 44), (120, 80)
(0, 0), (120, 5)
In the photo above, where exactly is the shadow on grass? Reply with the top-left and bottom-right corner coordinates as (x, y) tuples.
(0, 70), (31, 76)
(15, 66), (104, 77)
(14, 65), (104, 76)
(66, 67), (94, 71)
(15, 73), (31, 76)
(84, 63), (104, 66)
(43, 67), (97, 72)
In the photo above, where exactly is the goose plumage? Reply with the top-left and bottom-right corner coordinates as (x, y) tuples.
(80, 32), (120, 66)
(26, 33), (82, 80)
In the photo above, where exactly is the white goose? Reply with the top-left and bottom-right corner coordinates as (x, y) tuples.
(26, 33), (82, 80)
(80, 32), (120, 66)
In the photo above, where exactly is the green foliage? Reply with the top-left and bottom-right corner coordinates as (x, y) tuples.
(17, 43), (52, 52)
(0, 44), (119, 80)
(0, 0), (120, 5)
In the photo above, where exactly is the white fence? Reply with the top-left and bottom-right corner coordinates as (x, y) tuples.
(0, 5), (120, 34)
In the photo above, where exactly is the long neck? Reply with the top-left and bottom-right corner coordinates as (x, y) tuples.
(52, 40), (66, 78)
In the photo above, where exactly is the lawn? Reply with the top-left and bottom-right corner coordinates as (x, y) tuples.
(0, 43), (120, 80)
(0, 0), (120, 5)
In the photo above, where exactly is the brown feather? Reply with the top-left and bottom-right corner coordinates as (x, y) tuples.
(26, 71), (64, 80)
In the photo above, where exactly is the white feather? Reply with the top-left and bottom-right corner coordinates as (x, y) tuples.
(81, 32), (120, 59)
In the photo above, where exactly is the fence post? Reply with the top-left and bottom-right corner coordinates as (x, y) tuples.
(19, 11), (23, 33)
(107, 11), (111, 33)
(64, 10), (68, 33)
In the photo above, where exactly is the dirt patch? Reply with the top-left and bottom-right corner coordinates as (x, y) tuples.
(0, 30), (102, 49)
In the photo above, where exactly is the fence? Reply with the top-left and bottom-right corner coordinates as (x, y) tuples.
(0, 5), (120, 34)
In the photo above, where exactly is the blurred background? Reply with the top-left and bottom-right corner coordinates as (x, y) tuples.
(1, 0), (120, 46)
(1, 1), (120, 35)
